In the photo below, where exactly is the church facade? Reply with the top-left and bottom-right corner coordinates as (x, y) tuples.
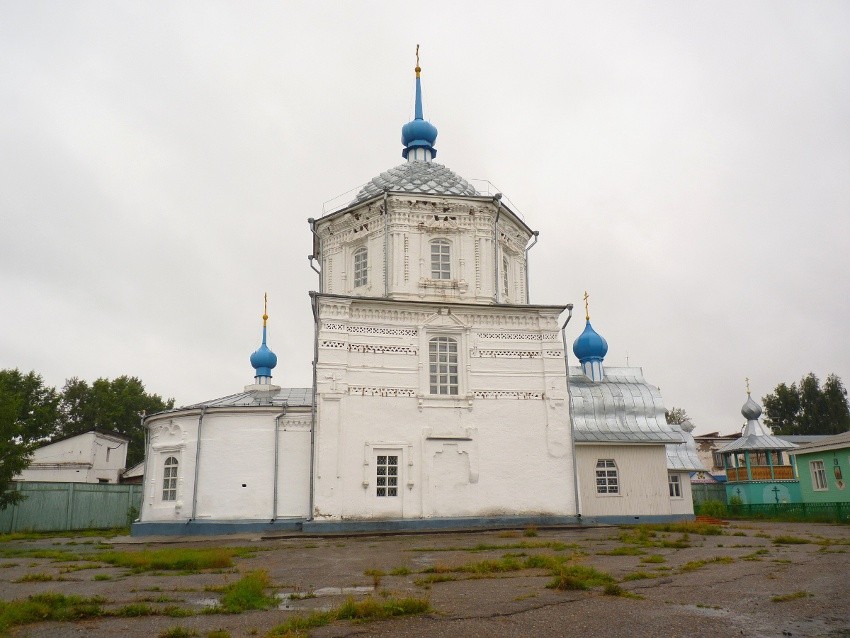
(134, 60), (699, 535)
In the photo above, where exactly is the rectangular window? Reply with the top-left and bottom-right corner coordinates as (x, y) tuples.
(353, 247), (368, 287)
(376, 454), (398, 497)
(668, 473), (682, 498)
(712, 451), (724, 468)
(595, 459), (619, 495)
(430, 240), (451, 279)
(429, 336), (459, 395)
(810, 460), (828, 491)
(162, 456), (179, 501)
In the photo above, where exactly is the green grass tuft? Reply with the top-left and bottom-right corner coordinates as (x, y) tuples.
(547, 565), (615, 591)
(98, 547), (252, 572)
(772, 591), (810, 602)
(266, 596), (429, 636)
(640, 555), (665, 564)
(772, 536), (811, 545)
(597, 546), (646, 556)
(0, 593), (106, 633)
(212, 571), (277, 613)
(680, 556), (734, 572)
(159, 627), (198, 638)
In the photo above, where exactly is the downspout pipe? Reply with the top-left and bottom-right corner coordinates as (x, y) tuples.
(138, 410), (148, 523)
(271, 404), (287, 522)
(523, 231), (539, 304)
(307, 218), (323, 293)
(190, 406), (208, 522)
(560, 305), (581, 519)
(308, 292), (320, 521)
(383, 191), (389, 297)
(492, 194), (502, 304)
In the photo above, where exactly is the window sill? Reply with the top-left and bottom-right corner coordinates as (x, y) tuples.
(418, 394), (473, 411)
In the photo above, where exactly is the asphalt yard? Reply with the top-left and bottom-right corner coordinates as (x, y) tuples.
(0, 520), (848, 637)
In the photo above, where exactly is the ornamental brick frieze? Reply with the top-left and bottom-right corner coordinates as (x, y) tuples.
(347, 343), (418, 355)
(471, 390), (544, 400)
(476, 331), (560, 340)
(470, 348), (564, 359)
(322, 322), (418, 337)
(348, 386), (417, 397)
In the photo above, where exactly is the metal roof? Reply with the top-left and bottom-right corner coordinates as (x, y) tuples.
(179, 387), (313, 410)
(569, 366), (683, 445)
(666, 426), (708, 471)
(716, 416), (797, 453)
(352, 161), (478, 203)
(788, 430), (850, 455)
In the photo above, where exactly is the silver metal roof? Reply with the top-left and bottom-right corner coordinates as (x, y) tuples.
(352, 161), (478, 203)
(788, 430), (850, 455)
(179, 387), (313, 410)
(716, 418), (797, 453)
(666, 424), (708, 471)
(569, 367), (683, 445)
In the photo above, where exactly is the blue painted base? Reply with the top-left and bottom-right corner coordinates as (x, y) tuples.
(132, 513), (694, 537)
(131, 519), (304, 537)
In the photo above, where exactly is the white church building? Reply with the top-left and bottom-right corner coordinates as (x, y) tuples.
(134, 59), (702, 535)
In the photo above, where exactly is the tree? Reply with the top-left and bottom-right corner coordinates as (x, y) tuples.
(0, 369), (62, 442)
(0, 382), (36, 510)
(665, 407), (690, 425)
(763, 373), (850, 436)
(59, 376), (174, 467)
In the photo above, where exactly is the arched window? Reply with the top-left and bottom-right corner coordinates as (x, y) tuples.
(353, 247), (368, 288)
(430, 239), (451, 280)
(429, 336), (458, 395)
(595, 459), (619, 495)
(162, 456), (178, 501)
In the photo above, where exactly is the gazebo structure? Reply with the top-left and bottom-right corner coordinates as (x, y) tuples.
(716, 390), (801, 504)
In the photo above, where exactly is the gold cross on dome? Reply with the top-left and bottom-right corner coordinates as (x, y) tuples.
(583, 290), (590, 321)
(745, 377), (751, 396)
(263, 292), (269, 326)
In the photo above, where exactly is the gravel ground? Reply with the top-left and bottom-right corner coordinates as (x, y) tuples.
(1, 520), (848, 638)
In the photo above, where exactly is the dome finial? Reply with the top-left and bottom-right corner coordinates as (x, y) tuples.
(401, 45), (438, 161)
(263, 292), (268, 328)
(745, 376), (750, 396)
(583, 290), (590, 321)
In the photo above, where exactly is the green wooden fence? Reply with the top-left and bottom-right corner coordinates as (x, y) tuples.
(691, 482), (726, 506)
(0, 482), (142, 533)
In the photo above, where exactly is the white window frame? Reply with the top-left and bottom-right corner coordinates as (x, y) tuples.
(668, 473), (682, 498)
(429, 336), (459, 396)
(502, 254), (509, 296)
(162, 456), (179, 501)
(810, 460), (828, 491)
(353, 246), (368, 288)
(430, 239), (452, 280)
(375, 453), (400, 498)
(595, 459), (619, 496)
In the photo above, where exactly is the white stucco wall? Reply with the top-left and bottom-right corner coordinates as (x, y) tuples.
(576, 444), (673, 518)
(140, 408), (311, 522)
(312, 295), (575, 521)
(16, 432), (128, 484)
(316, 194), (532, 305)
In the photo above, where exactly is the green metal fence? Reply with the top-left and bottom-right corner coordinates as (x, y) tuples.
(727, 502), (850, 524)
(691, 483), (726, 506)
(0, 482), (142, 533)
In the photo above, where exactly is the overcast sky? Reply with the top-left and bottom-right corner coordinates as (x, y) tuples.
(1, 2), (848, 435)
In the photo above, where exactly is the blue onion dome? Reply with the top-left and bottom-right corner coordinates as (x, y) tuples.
(572, 321), (609, 363)
(250, 304), (277, 378)
(401, 54), (438, 160)
(401, 118), (438, 158)
(741, 395), (762, 420)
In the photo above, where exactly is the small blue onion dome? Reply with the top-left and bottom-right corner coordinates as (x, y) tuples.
(572, 320), (609, 363)
(250, 324), (277, 378)
(401, 60), (438, 159)
(741, 396), (762, 420)
(401, 118), (438, 156)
